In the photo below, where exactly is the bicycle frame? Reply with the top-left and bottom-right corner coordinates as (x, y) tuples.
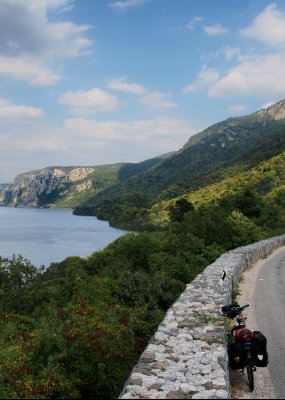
(221, 302), (256, 392)
(242, 341), (256, 391)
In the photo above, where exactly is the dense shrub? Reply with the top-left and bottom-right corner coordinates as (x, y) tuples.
(0, 193), (282, 398)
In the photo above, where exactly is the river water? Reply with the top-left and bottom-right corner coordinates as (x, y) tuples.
(0, 207), (126, 268)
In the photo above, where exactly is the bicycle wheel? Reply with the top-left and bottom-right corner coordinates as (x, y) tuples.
(246, 365), (254, 391)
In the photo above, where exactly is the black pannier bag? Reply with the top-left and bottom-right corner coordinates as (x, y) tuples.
(228, 342), (246, 370)
(252, 330), (269, 367)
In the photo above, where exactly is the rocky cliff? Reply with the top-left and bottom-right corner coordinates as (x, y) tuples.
(257, 99), (285, 120)
(0, 167), (95, 207)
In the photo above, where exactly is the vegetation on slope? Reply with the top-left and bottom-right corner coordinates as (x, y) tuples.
(151, 152), (285, 228)
(74, 114), (285, 229)
(53, 156), (170, 209)
(0, 156), (168, 210)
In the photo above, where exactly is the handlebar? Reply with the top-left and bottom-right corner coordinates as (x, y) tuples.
(239, 303), (250, 312)
(219, 302), (250, 318)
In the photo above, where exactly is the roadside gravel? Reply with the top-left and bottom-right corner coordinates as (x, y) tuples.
(229, 249), (279, 399)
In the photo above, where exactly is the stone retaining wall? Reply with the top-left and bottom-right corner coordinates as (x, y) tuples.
(119, 235), (285, 399)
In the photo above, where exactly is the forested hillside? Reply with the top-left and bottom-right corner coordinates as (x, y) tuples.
(0, 156), (169, 209)
(151, 151), (285, 228)
(74, 100), (285, 229)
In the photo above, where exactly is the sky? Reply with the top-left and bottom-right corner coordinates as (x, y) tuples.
(1, 0), (285, 183)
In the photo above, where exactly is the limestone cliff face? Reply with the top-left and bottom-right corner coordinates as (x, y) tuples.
(257, 99), (285, 120)
(0, 167), (95, 207)
(0, 184), (10, 204)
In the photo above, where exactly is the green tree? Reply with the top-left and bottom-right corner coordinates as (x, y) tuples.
(168, 197), (194, 222)
(0, 255), (42, 313)
(234, 189), (264, 219)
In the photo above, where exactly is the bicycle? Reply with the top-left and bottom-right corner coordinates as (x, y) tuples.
(220, 302), (257, 391)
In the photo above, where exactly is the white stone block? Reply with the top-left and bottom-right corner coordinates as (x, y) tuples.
(180, 383), (199, 394)
(192, 390), (217, 399)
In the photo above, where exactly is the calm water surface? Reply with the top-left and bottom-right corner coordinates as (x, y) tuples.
(0, 207), (126, 267)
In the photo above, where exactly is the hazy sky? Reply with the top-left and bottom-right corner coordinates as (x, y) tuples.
(1, 0), (285, 182)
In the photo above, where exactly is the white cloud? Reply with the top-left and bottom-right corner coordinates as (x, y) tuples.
(0, 0), (93, 85)
(0, 114), (197, 182)
(58, 88), (118, 115)
(0, 56), (61, 86)
(241, 4), (285, 47)
(108, 77), (176, 109)
(183, 66), (220, 93)
(139, 91), (177, 109)
(64, 117), (194, 144)
(228, 104), (248, 114)
(0, 118), (68, 181)
(209, 53), (285, 98)
(4, 135), (66, 152)
(207, 4), (285, 100)
(58, 116), (197, 170)
(0, 158), (12, 171)
(186, 16), (203, 30)
(0, 123), (66, 153)
(46, 22), (93, 58)
(110, 0), (149, 11)
(0, 0), (92, 58)
(203, 23), (228, 36)
(39, 0), (74, 12)
(168, 16), (203, 32)
(223, 46), (242, 62)
(0, 99), (44, 119)
(107, 77), (146, 94)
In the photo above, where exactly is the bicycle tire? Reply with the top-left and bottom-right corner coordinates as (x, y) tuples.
(246, 365), (254, 391)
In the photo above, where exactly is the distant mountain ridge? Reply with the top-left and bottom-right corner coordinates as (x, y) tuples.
(0, 166), (96, 207)
(1, 99), (285, 230)
(256, 99), (285, 120)
(0, 155), (169, 208)
(72, 99), (285, 228)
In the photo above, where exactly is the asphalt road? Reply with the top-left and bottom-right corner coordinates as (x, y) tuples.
(253, 247), (285, 399)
